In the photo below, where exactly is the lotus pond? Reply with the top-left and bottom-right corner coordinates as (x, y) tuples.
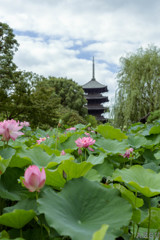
(1, 120), (160, 240)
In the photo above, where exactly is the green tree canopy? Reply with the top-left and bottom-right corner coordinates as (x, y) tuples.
(47, 77), (87, 117)
(0, 22), (88, 128)
(113, 45), (160, 128)
(29, 83), (61, 129)
(0, 22), (19, 117)
(0, 22), (19, 85)
(0, 70), (45, 121)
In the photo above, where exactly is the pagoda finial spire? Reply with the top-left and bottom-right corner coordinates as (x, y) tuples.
(92, 56), (95, 80)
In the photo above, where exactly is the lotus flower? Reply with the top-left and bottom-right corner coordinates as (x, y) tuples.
(0, 119), (24, 143)
(61, 150), (66, 156)
(23, 165), (46, 192)
(84, 132), (90, 136)
(66, 127), (76, 131)
(36, 137), (46, 144)
(122, 148), (134, 158)
(19, 121), (30, 127)
(75, 137), (95, 154)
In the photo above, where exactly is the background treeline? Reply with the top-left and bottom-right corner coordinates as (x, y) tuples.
(113, 45), (160, 128)
(0, 22), (97, 129)
(2, 21), (160, 130)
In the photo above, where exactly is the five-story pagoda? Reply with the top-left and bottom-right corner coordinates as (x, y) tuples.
(82, 57), (109, 122)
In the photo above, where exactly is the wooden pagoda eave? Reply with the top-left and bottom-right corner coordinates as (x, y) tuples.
(83, 87), (108, 92)
(86, 105), (108, 110)
(86, 96), (109, 101)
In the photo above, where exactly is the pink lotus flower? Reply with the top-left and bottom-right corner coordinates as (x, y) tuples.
(0, 119), (24, 143)
(36, 137), (46, 144)
(23, 165), (46, 192)
(84, 132), (90, 136)
(60, 150), (66, 156)
(122, 148), (134, 158)
(19, 121), (30, 127)
(75, 137), (95, 154)
(66, 127), (76, 131)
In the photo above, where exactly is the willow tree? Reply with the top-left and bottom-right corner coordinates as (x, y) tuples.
(113, 45), (160, 128)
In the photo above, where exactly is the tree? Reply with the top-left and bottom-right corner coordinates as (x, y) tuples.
(59, 106), (87, 127)
(29, 83), (61, 129)
(47, 77), (87, 117)
(0, 22), (19, 91)
(0, 22), (20, 120)
(31, 78), (87, 128)
(113, 45), (160, 128)
(0, 70), (45, 121)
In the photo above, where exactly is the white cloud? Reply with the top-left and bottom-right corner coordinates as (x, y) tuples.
(1, 0), (160, 110)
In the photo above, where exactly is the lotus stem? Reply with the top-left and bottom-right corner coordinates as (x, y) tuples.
(132, 191), (137, 239)
(148, 198), (151, 240)
(20, 228), (23, 237)
(36, 191), (39, 200)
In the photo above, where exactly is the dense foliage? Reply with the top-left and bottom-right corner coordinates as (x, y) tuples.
(0, 22), (87, 128)
(114, 45), (160, 128)
(1, 120), (160, 239)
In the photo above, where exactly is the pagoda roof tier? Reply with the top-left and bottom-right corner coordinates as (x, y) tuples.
(86, 95), (109, 101)
(82, 79), (108, 91)
(86, 104), (108, 110)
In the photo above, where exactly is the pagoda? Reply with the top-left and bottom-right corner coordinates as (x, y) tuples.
(82, 57), (109, 123)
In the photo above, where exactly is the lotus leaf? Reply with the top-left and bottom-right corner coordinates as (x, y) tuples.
(0, 209), (35, 229)
(113, 165), (160, 197)
(45, 160), (93, 189)
(140, 207), (160, 229)
(92, 224), (109, 240)
(38, 178), (132, 240)
(96, 124), (128, 141)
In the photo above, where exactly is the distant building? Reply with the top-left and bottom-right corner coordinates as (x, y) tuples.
(82, 57), (109, 123)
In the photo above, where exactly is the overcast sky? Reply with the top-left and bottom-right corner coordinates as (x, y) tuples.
(1, 0), (160, 112)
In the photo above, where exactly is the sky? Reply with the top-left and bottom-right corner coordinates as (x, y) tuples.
(1, 0), (160, 115)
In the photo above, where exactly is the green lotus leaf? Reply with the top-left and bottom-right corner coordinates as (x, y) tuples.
(17, 147), (55, 167)
(0, 168), (29, 200)
(86, 153), (106, 165)
(95, 137), (129, 154)
(34, 144), (60, 155)
(140, 207), (160, 229)
(45, 160), (93, 189)
(4, 199), (37, 214)
(128, 123), (145, 134)
(38, 178), (132, 240)
(1, 238), (24, 240)
(132, 208), (141, 224)
(0, 209), (35, 229)
(92, 224), (109, 240)
(0, 156), (11, 175)
(84, 168), (101, 182)
(153, 150), (160, 163)
(143, 149), (158, 165)
(46, 154), (74, 168)
(96, 124), (128, 141)
(94, 159), (114, 177)
(144, 134), (160, 148)
(59, 133), (83, 150)
(0, 147), (16, 159)
(127, 135), (147, 148)
(0, 148), (16, 174)
(112, 165), (160, 197)
(9, 150), (31, 168)
(114, 184), (144, 208)
(149, 125), (160, 135)
(9, 147), (68, 168)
